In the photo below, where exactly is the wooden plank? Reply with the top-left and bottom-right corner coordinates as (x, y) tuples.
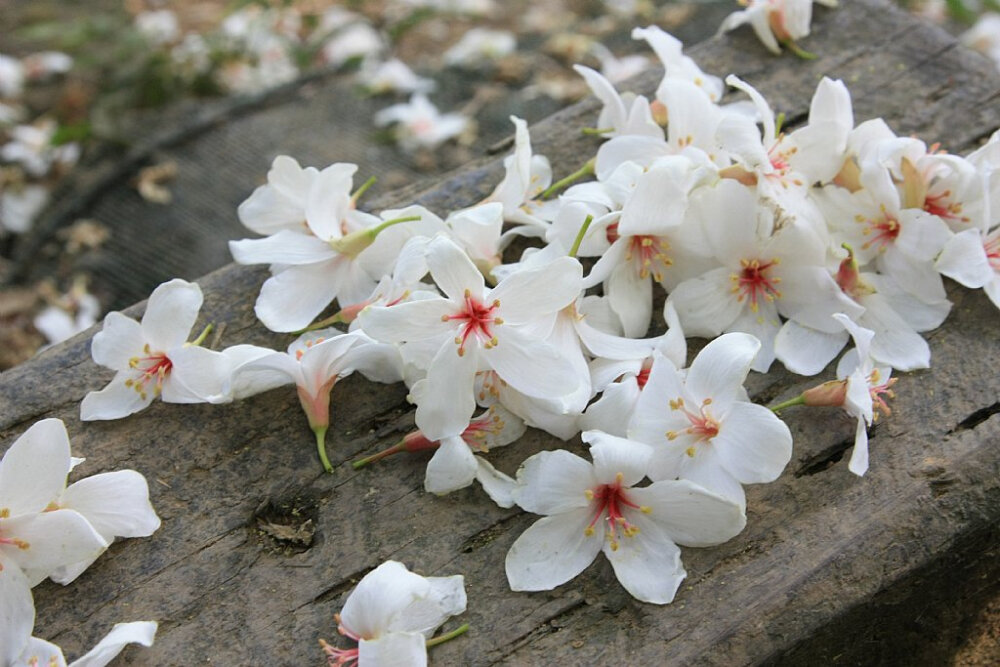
(2, 1), (999, 664)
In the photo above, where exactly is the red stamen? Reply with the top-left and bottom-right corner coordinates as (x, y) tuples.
(442, 290), (502, 356)
(731, 258), (782, 312)
(585, 472), (645, 551)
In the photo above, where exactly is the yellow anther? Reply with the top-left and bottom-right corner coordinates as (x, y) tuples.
(615, 472), (624, 484)
(584, 526), (595, 537)
(441, 315), (450, 321)
(0, 508), (10, 518)
(494, 317), (504, 325)
(463, 289), (471, 297)
(685, 446), (696, 457)
(640, 506), (652, 514)
(666, 431), (678, 441)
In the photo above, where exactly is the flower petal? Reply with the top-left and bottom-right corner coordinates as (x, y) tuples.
(2, 510), (107, 582)
(489, 256), (582, 324)
(341, 561), (429, 639)
(774, 321), (848, 376)
(140, 279), (202, 351)
(254, 260), (346, 333)
(161, 346), (233, 404)
(685, 332), (760, 406)
(90, 313), (144, 371)
(229, 230), (335, 266)
(414, 342), (478, 441)
(424, 437), (477, 496)
(505, 507), (602, 592)
(426, 236), (484, 302)
(484, 326), (580, 400)
(358, 632), (427, 667)
(60, 470), (160, 540)
(712, 402), (793, 484)
(69, 621), (157, 667)
(603, 516), (685, 604)
(80, 375), (155, 421)
(474, 458), (516, 508)
(511, 450), (595, 515)
(848, 417), (870, 476)
(0, 552), (33, 665)
(582, 431), (652, 487)
(0, 418), (70, 516)
(630, 479), (746, 547)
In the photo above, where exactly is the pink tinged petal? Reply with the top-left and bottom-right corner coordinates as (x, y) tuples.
(484, 326), (580, 400)
(341, 561), (430, 639)
(228, 231), (335, 266)
(90, 313), (144, 371)
(299, 333), (366, 389)
(582, 431), (652, 487)
(358, 633), (427, 667)
(505, 507), (603, 591)
(685, 332), (761, 406)
(68, 621), (157, 667)
(511, 449), (596, 515)
(80, 375), (155, 421)
(667, 269), (743, 338)
(426, 236), (484, 302)
(304, 163), (357, 241)
(140, 279), (202, 351)
(161, 346), (232, 404)
(602, 516), (685, 604)
(848, 418), (870, 477)
(607, 261), (652, 338)
(475, 458), (516, 508)
(60, 471), (160, 540)
(0, 553), (33, 665)
(630, 480), (746, 547)
(424, 437), (478, 495)
(1, 509), (106, 580)
(936, 229), (993, 288)
(254, 260), (345, 333)
(0, 418), (70, 515)
(414, 341), (478, 441)
(712, 402), (792, 484)
(774, 321), (849, 376)
(489, 257), (582, 323)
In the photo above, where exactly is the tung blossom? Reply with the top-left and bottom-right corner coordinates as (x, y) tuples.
(80, 279), (230, 421)
(506, 431), (745, 604)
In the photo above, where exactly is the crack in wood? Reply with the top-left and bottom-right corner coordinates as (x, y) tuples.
(948, 402), (1000, 434)
(487, 596), (588, 665)
(460, 512), (523, 554)
(794, 438), (854, 477)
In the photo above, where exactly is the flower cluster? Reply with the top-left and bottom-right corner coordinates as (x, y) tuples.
(0, 419), (159, 664)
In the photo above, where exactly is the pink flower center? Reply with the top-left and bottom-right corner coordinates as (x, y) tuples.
(858, 208), (900, 252)
(635, 358), (653, 390)
(731, 258), (782, 312)
(461, 406), (505, 453)
(666, 397), (720, 457)
(985, 234), (1000, 272)
(320, 616), (362, 667)
(607, 223), (673, 282)
(125, 344), (173, 399)
(924, 190), (969, 223)
(0, 509), (30, 551)
(584, 472), (647, 551)
(869, 369), (898, 422)
(442, 289), (502, 356)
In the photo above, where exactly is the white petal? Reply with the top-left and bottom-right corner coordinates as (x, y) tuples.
(140, 279), (202, 351)
(61, 471), (160, 540)
(670, 446), (747, 510)
(607, 261), (652, 338)
(254, 260), (343, 332)
(237, 183), (303, 236)
(0, 418), (70, 516)
(228, 230), (335, 265)
(14, 637), (66, 667)
(474, 458), (516, 508)
(0, 553), (33, 665)
(774, 321), (848, 376)
(358, 633), (427, 667)
(80, 375), (155, 421)
(712, 402), (792, 483)
(1, 510), (107, 580)
(161, 346), (232, 404)
(484, 326), (580, 400)
(341, 561), (429, 639)
(602, 516), (684, 604)
(424, 437), (477, 495)
(68, 621), (157, 667)
(426, 236), (484, 302)
(935, 229), (993, 288)
(414, 342), (478, 441)
(511, 449), (595, 515)
(848, 417), (870, 476)
(505, 508), (602, 591)
(392, 574), (466, 637)
(582, 431), (652, 487)
(631, 480), (746, 546)
(581, 381), (640, 437)
(489, 257), (582, 324)
(685, 332), (760, 406)
(90, 313), (143, 371)
(667, 269), (742, 338)
(358, 299), (453, 344)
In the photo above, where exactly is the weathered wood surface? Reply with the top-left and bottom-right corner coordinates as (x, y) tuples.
(2, 1), (999, 664)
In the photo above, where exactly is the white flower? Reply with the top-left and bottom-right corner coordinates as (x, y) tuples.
(718, 0), (837, 56)
(628, 334), (793, 509)
(359, 58), (435, 95)
(0, 54), (25, 98)
(135, 10), (180, 45)
(506, 431), (745, 604)
(80, 279), (231, 420)
(0, 420), (109, 586)
(632, 26), (723, 102)
(374, 94), (468, 152)
(961, 13), (1000, 69)
(14, 621), (157, 667)
(320, 560), (466, 666)
(443, 28), (515, 67)
(481, 116), (552, 228)
(322, 22), (385, 69)
(359, 236), (583, 441)
(1, 184), (48, 234)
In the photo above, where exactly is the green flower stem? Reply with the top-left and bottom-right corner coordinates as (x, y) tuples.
(425, 624), (470, 648)
(775, 111), (786, 137)
(351, 175), (377, 204)
(769, 395), (806, 413)
(314, 426), (333, 473)
(189, 323), (214, 346)
(581, 127), (614, 136)
(784, 40), (817, 60)
(568, 214), (595, 259)
(540, 159), (595, 199)
(295, 311), (345, 335)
